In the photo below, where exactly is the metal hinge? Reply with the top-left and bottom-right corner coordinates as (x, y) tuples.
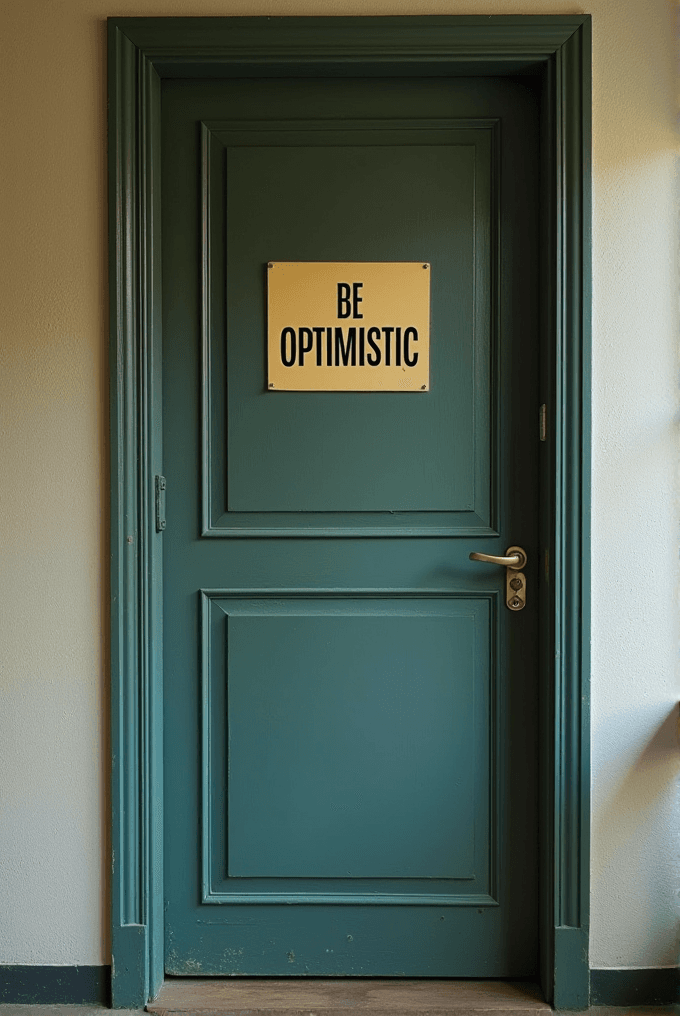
(155, 475), (166, 532)
(539, 403), (547, 442)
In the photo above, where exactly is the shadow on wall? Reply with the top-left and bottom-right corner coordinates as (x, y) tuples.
(591, 702), (680, 966)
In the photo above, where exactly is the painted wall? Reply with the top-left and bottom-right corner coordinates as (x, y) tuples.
(0, 0), (677, 972)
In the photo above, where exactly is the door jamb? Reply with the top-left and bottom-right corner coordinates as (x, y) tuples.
(108, 15), (591, 1009)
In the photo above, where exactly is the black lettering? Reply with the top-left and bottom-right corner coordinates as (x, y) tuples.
(352, 282), (364, 318)
(298, 327), (313, 366)
(395, 327), (402, 366)
(366, 327), (381, 366)
(335, 327), (357, 366)
(358, 327), (365, 366)
(382, 326), (394, 367)
(337, 283), (351, 319)
(404, 327), (419, 366)
(280, 327), (296, 367)
(326, 326), (333, 367)
(313, 327), (325, 366)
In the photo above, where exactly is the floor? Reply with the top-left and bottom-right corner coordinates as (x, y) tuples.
(0, 1005), (678, 1016)
(147, 978), (550, 1014)
(0, 980), (677, 1016)
(0, 1004), (677, 1016)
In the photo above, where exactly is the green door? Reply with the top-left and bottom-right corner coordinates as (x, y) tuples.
(162, 73), (539, 977)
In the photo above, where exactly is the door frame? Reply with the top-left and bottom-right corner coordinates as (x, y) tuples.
(108, 15), (591, 1009)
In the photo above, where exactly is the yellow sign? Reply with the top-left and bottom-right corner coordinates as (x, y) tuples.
(267, 262), (430, 391)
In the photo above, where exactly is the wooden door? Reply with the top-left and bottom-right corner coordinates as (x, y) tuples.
(162, 73), (540, 977)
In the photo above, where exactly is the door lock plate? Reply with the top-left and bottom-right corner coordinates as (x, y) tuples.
(506, 568), (526, 611)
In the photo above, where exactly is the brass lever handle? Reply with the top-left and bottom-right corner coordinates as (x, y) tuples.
(469, 546), (527, 570)
(469, 546), (528, 611)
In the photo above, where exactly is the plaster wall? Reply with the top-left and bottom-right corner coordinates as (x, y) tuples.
(0, 0), (678, 971)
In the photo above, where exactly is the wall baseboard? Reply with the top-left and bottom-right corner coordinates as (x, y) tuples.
(590, 967), (679, 1006)
(0, 965), (110, 1004)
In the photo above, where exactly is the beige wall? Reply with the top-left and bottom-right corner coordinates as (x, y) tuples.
(1, 0), (678, 970)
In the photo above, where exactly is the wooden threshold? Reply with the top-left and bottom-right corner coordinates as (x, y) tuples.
(146, 978), (550, 1015)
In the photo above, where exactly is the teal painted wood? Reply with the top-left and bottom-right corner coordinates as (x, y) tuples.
(108, 23), (164, 1010)
(201, 591), (497, 905)
(108, 14), (591, 1008)
(162, 72), (539, 978)
(202, 119), (496, 537)
(549, 19), (592, 1011)
(109, 15), (591, 72)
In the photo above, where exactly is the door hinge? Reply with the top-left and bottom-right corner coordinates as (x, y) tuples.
(155, 475), (166, 532)
(539, 403), (547, 442)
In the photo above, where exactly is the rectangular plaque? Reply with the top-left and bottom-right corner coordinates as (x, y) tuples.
(267, 262), (430, 391)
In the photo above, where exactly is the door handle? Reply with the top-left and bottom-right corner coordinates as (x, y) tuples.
(469, 545), (527, 611)
(469, 547), (527, 569)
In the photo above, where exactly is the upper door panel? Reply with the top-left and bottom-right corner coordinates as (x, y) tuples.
(202, 119), (497, 536)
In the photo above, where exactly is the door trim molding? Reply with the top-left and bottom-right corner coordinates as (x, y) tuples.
(108, 15), (591, 1009)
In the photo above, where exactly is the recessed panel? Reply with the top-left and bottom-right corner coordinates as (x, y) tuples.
(225, 142), (480, 513)
(225, 610), (481, 879)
